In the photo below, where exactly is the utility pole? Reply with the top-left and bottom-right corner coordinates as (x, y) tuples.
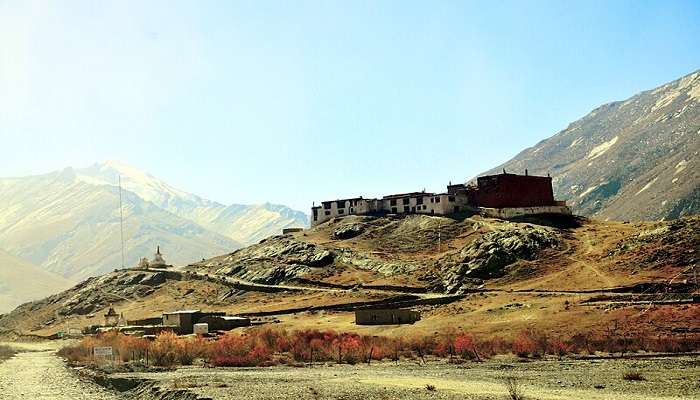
(119, 175), (125, 269)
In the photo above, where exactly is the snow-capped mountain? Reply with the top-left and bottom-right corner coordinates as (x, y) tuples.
(0, 162), (308, 284)
(75, 161), (309, 244)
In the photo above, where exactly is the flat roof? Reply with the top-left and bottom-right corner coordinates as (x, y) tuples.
(163, 310), (201, 315)
(383, 191), (435, 199)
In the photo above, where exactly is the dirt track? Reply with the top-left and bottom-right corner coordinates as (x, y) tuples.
(0, 344), (121, 400)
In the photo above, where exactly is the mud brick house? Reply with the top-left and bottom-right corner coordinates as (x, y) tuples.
(162, 310), (226, 334)
(311, 171), (570, 226)
(355, 308), (421, 325)
(199, 315), (251, 331)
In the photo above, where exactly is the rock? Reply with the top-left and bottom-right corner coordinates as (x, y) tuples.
(332, 224), (364, 240)
(445, 225), (559, 292)
(140, 272), (166, 286)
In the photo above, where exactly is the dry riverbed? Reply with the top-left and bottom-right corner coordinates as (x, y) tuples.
(1, 341), (699, 399)
(104, 356), (700, 400)
(0, 341), (122, 399)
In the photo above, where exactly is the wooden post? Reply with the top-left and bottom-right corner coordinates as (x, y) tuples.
(367, 346), (374, 366)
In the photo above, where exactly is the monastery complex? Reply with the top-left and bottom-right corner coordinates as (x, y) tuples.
(311, 171), (571, 227)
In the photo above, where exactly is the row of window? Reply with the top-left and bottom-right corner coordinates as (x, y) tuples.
(324, 196), (455, 210)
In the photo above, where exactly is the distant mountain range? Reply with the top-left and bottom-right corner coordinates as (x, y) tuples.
(483, 69), (700, 221)
(0, 161), (308, 310)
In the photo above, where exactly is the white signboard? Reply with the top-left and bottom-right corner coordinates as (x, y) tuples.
(94, 346), (113, 357)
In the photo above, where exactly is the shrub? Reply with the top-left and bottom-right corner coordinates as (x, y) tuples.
(512, 330), (538, 358)
(454, 333), (478, 360)
(0, 345), (17, 362)
(623, 370), (646, 381)
(150, 331), (180, 367)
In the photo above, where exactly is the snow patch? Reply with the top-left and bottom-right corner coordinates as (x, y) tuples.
(635, 177), (658, 195)
(587, 136), (618, 160)
(672, 177), (679, 184)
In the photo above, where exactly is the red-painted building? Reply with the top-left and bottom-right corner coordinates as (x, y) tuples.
(471, 172), (555, 208)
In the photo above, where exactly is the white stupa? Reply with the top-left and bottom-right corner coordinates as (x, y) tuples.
(151, 245), (167, 267)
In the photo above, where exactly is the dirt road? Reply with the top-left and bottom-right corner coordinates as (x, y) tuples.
(0, 346), (121, 400)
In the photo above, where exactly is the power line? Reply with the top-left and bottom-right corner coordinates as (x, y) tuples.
(119, 174), (125, 269)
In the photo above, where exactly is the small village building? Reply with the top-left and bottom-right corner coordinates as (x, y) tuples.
(193, 323), (209, 335)
(162, 310), (226, 334)
(199, 315), (251, 331)
(355, 308), (421, 325)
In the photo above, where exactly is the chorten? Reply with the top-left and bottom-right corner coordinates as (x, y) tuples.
(104, 306), (119, 326)
(151, 245), (167, 267)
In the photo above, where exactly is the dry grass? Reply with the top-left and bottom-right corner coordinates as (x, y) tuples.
(503, 377), (525, 400)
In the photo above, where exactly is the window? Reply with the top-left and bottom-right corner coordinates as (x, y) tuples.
(411, 206), (416, 212)
(390, 199), (397, 206)
(350, 208), (354, 213)
(336, 200), (346, 208)
(338, 209), (344, 214)
(403, 206), (410, 213)
(417, 197), (423, 205)
(430, 198), (434, 203)
(435, 197), (440, 203)
(402, 198), (409, 205)
(391, 207), (398, 213)
(448, 196), (455, 202)
(423, 205), (427, 210)
(324, 210), (331, 216)
(323, 202), (332, 210)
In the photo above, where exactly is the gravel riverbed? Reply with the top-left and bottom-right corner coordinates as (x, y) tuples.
(0, 343), (122, 400)
(111, 356), (700, 400)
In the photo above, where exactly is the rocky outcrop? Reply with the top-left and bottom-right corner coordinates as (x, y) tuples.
(196, 236), (335, 284)
(332, 223), (365, 240)
(445, 225), (560, 292)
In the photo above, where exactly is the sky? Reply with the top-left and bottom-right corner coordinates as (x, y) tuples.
(1, 0), (699, 211)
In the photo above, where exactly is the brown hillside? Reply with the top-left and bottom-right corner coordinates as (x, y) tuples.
(1, 214), (697, 340)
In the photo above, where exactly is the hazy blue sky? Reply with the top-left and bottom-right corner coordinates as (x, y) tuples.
(1, 0), (699, 211)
